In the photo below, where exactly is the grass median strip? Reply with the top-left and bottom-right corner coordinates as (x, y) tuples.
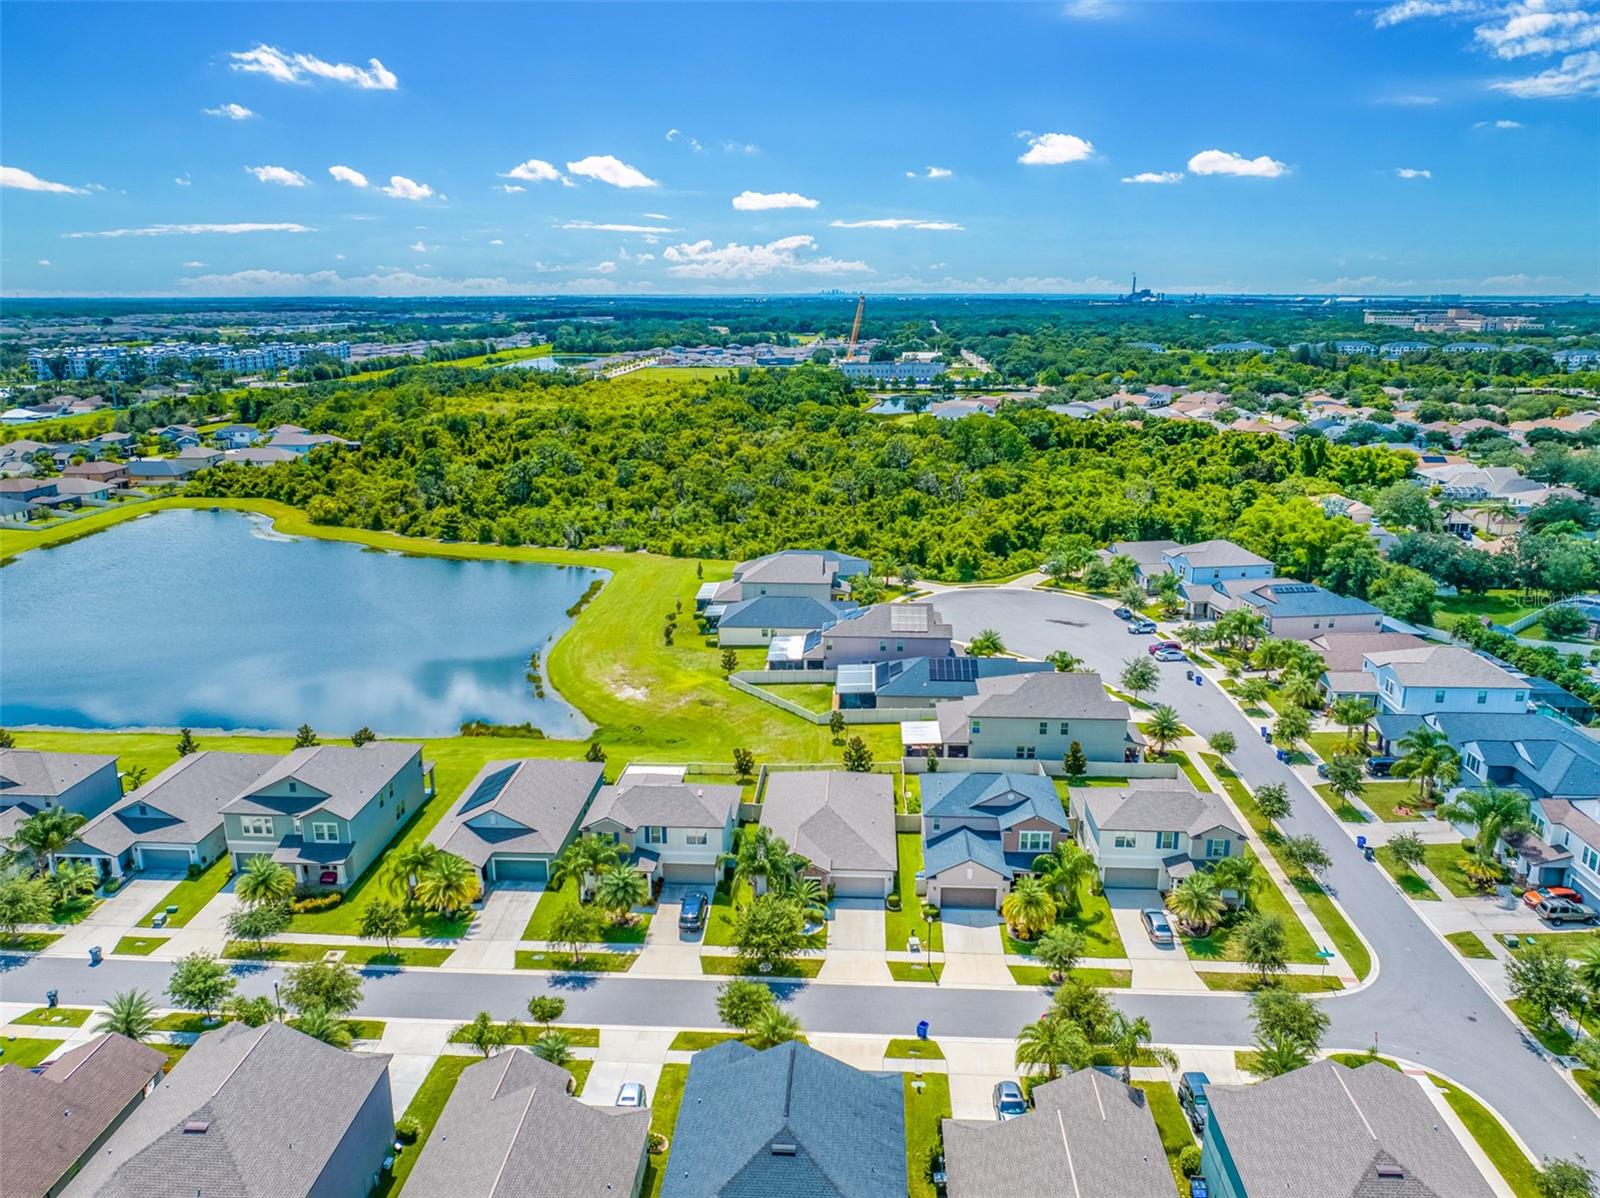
(1427, 1073), (1539, 1198)
(1134, 1080), (1197, 1193)
(222, 942), (455, 967)
(515, 949), (639, 972)
(448, 1023), (600, 1047)
(1199, 972), (1344, 992)
(885, 1038), (945, 1061)
(1009, 964), (1132, 988)
(1444, 930), (1495, 959)
(113, 934), (169, 956)
(699, 956), (823, 978)
(0, 1037), (63, 1069)
(12, 1006), (92, 1028)
(1374, 846), (1439, 900)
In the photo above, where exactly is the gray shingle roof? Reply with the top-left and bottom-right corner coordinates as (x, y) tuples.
(922, 772), (1067, 830)
(717, 595), (849, 630)
(1, 1034), (167, 1198)
(1313, 633), (1427, 672)
(1204, 1061), (1496, 1198)
(404, 1049), (648, 1198)
(759, 771), (896, 875)
(0, 749), (117, 804)
(583, 780), (740, 832)
(220, 742), (420, 819)
(1082, 779), (1245, 838)
(62, 1022), (391, 1198)
(1364, 646), (1522, 690)
(661, 1041), (905, 1198)
(818, 602), (951, 640)
(69, 752), (278, 859)
(428, 759), (603, 868)
(924, 826), (1010, 878)
(737, 552), (834, 586)
(964, 671), (1128, 721)
(1239, 581), (1381, 619)
(1167, 539), (1272, 569)
(942, 1070), (1176, 1198)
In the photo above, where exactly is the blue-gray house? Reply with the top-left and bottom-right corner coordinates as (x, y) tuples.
(922, 772), (1069, 910)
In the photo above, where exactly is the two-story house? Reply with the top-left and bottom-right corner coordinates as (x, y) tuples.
(210, 424), (264, 450)
(220, 743), (432, 889)
(1232, 579), (1384, 639)
(1098, 540), (1181, 591)
(1075, 779), (1247, 890)
(1363, 646), (1527, 716)
(769, 601), (955, 669)
(921, 772), (1069, 910)
(580, 777), (739, 885)
(698, 549), (870, 609)
(0, 749), (122, 845)
(427, 758), (604, 888)
(932, 671), (1135, 763)
(1161, 539), (1276, 618)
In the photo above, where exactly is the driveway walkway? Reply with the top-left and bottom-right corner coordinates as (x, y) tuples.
(43, 874), (182, 959)
(938, 909), (1012, 987)
(581, 1027), (675, 1108)
(634, 884), (704, 977)
(819, 899), (891, 983)
(1108, 890), (1208, 992)
(445, 883), (542, 971)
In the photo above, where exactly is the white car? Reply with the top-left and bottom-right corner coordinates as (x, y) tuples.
(616, 1082), (647, 1107)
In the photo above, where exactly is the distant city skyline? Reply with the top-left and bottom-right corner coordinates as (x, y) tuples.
(2, 1), (1597, 298)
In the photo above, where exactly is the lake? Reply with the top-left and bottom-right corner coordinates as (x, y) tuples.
(0, 509), (605, 737)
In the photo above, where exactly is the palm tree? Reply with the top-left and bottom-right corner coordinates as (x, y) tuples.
(1001, 876), (1057, 940)
(593, 865), (649, 925)
(1329, 697), (1377, 748)
(1155, 572), (1184, 616)
(1575, 940), (1600, 997)
(235, 855), (295, 908)
(413, 852), (480, 919)
(788, 876), (829, 926)
(291, 1005), (353, 1049)
(9, 808), (86, 875)
(455, 1011), (520, 1057)
(1105, 1012), (1178, 1083)
(532, 1030), (574, 1066)
(549, 835), (621, 903)
(1209, 856), (1263, 913)
(1279, 671), (1323, 712)
(385, 842), (441, 904)
(52, 860), (99, 901)
(1031, 842), (1096, 917)
(1166, 874), (1225, 935)
(97, 989), (157, 1039)
(1014, 1014), (1092, 1081)
(1438, 786), (1534, 863)
(1392, 726), (1461, 806)
(966, 628), (1005, 657)
(1144, 705), (1184, 757)
(747, 1006), (802, 1049)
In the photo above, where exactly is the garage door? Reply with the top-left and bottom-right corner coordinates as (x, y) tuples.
(939, 886), (998, 909)
(139, 847), (192, 872)
(1103, 867), (1161, 889)
(491, 857), (547, 883)
(833, 874), (888, 898)
(662, 862), (717, 883)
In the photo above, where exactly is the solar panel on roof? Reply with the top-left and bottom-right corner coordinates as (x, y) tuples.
(929, 657), (979, 682)
(889, 606), (930, 633)
(459, 763), (519, 814)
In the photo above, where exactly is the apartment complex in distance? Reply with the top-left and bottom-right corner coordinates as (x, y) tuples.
(28, 340), (351, 380)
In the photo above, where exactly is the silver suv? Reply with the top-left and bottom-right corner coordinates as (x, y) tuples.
(1533, 896), (1599, 926)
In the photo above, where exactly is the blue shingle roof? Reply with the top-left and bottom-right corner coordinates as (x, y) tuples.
(717, 595), (852, 630)
(924, 826), (1012, 878)
(873, 656), (1051, 700)
(1240, 583), (1381, 619)
(921, 772), (1067, 830)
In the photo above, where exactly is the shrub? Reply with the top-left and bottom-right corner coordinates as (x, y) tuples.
(290, 891), (344, 914)
(1179, 1146), (1202, 1177)
(185, 863), (204, 881)
(921, 903), (940, 921)
(885, 893), (902, 912)
(395, 1116), (421, 1144)
(648, 1132), (669, 1155)
(101, 876), (122, 895)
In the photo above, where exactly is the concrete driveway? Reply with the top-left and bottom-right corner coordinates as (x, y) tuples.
(943, 1038), (1019, 1119)
(580, 1027), (674, 1109)
(938, 908), (1013, 987)
(636, 884), (706, 976)
(1108, 890), (1207, 992)
(50, 874), (184, 957)
(819, 898), (891, 983)
(446, 883), (543, 970)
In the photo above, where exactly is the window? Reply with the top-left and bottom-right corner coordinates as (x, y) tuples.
(1156, 831), (1179, 851)
(686, 832), (709, 846)
(287, 782), (297, 794)
(1017, 830), (1052, 853)
(1205, 839), (1232, 859)
(970, 720), (982, 735)
(1039, 722), (1049, 736)
(1114, 834), (1138, 849)
(1059, 722), (1070, 736)
(1015, 745), (1035, 759)
(879, 641), (888, 653)
(1515, 691), (1526, 703)
(895, 641), (904, 653)
(310, 822), (340, 844)
(239, 816), (275, 838)
(1476, 690), (1488, 705)
(1465, 753), (1482, 776)
(1581, 845), (1599, 873)
(1434, 689), (1446, 704)
(644, 826), (667, 845)
(760, 628), (770, 638)
(931, 818), (941, 832)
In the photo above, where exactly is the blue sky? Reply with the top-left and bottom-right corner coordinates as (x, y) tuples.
(2, 1), (1596, 297)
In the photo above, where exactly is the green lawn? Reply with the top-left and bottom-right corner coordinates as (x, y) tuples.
(1009, 964), (1132, 988)
(139, 857), (227, 928)
(1421, 841), (1497, 898)
(1306, 731), (1363, 763)
(699, 955), (823, 978)
(1507, 998), (1600, 1056)
(524, 879), (652, 943)
(1330, 1051), (1402, 1071)
(1179, 861), (1323, 966)
(1312, 784), (1369, 823)
(753, 683), (836, 714)
(1199, 971), (1344, 992)
(1431, 589), (1543, 630)
(151, 1012), (217, 1033)
(704, 879), (744, 947)
(347, 1019), (387, 1040)
(1444, 930), (1495, 959)
(1427, 1074), (1540, 1198)
(49, 895), (102, 925)
(904, 1073), (953, 1198)
(147, 1042), (189, 1072)
(886, 833), (943, 959)
(1498, 928), (1599, 957)
(889, 961), (945, 983)
(0, 932), (63, 953)
(515, 949), (639, 972)
(221, 942), (455, 966)
(885, 1038), (945, 1061)
(642, 1063), (690, 1198)
(113, 934), (168, 955)
(1360, 781), (1429, 822)
(1003, 878), (1125, 958)
(1134, 1081), (1198, 1193)
(1374, 847), (1440, 900)
(668, 1030), (740, 1051)
(12, 1007), (92, 1028)
(383, 1054), (474, 1197)
(1203, 755), (1372, 980)
(0, 1037), (62, 1068)
(447, 1023), (600, 1047)
(1575, 1069), (1600, 1105)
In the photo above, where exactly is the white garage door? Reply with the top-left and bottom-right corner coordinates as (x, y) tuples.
(939, 886), (998, 909)
(1103, 867), (1162, 889)
(832, 874), (888, 898)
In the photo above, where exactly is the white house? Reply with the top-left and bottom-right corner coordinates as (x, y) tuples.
(1363, 646), (1528, 716)
(580, 778), (739, 885)
(1075, 779), (1248, 890)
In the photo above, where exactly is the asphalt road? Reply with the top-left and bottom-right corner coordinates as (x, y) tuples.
(4, 586), (1595, 1164)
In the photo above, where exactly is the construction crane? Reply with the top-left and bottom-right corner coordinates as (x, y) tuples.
(845, 294), (866, 360)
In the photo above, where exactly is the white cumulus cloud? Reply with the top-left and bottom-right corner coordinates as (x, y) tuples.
(829, 218), (963, 231)
(246, 164), (309, 187)
(381, 175), (435, 201)
(905, 166), (954, 179)
(1475, 4), (1600, 59)
(1475, 118), (1525, 127)
(36, 259), (50, 267)
(64, 222), (315, 238)
(502, 158), (564, 183)
(662, 235), (869, 279)
(1017, 132), (1095, 165)
(328, 165), (368, 188)
(182, 260), (206, 268)
(1492, 49), (1600, 96)
(1395, 167), (1433, 178)
(1187, 149), (1288, 177)
(566, 155), (658, 188)
(495, 184), (524, 193)
(1, 165), (90, 194)
(732, 190), (820, 210)
(229, 44), (398, 89)
(1121, 171), (1185, 184)
(175, 175), (192, 187)
(204, 102), (256, 120)
(665, 128), (703, 152)
(559, 220), (679, 233)
(1374, 0), (1487, 29)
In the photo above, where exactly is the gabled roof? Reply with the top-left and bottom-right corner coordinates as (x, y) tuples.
(404, 1049), (648, 1198)
(759, 771), (896, 875)
(1105, 539), (1180, 568)
(220, 742), (419, 819)
(864, 656), (1052, 700)
(924, 825), (1012, 878)
(660, 1041), (905, 1198)
(819, 601), (952, 640)
(1238, 580), (1382, 619)
(923, 771), (1067, 831)
(1082, 779), (1245, 839)
(733, 548), (869, 586)
(1313, 633), (1427, 673)
(1, 1034), (167, 1198)
(1165, 539), (1272, 569)
(70, 751), (278, 858)
(427, 759), (603, 868)
(61, 1022), (392, 1198)
(1204, 1061), (1495, 1198)
(0, 749), (116, 804)
(942, 1070), (1175, 1198)
(963, 671), (1128, 722)
(717, 595), (850, 630)
(1363, 646), (1522, 690)
(583, 780), (739, 832)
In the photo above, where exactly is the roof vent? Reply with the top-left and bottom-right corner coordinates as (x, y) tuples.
(771, 1141), (798, 1156)
(183, 1120), (211, 1134)
(1376, 1166), (1405, 1179)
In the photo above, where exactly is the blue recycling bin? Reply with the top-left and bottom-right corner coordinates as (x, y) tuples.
(1194, 674), (1203, 687)
(1275, 749), (1288, 763)
(1260, 726), (1270, 741)
(45, 989), (58, 1008)
(916, 1020), (930, 1040)
(88, 945), (102, 966)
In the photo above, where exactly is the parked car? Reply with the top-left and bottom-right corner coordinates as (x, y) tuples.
(1129, 619), (1157, 634)
(1315, 762), (1330, 779)
(992, 1080), (1028, 1121)
(678, 891), (709, 932)
(615, 1082), (647, 1108)
(1178, 1071), (1212, 1130)
(1141, 908), (1175, 946)
(1364, 756), (1398, 778)
(1147, 640), (1182, 655)
(1532, 896), (1599, 926)
(1523, 885), (1583, 909)
(1114, 606), (1134, 620)
(1154, 648), (1187, 662)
